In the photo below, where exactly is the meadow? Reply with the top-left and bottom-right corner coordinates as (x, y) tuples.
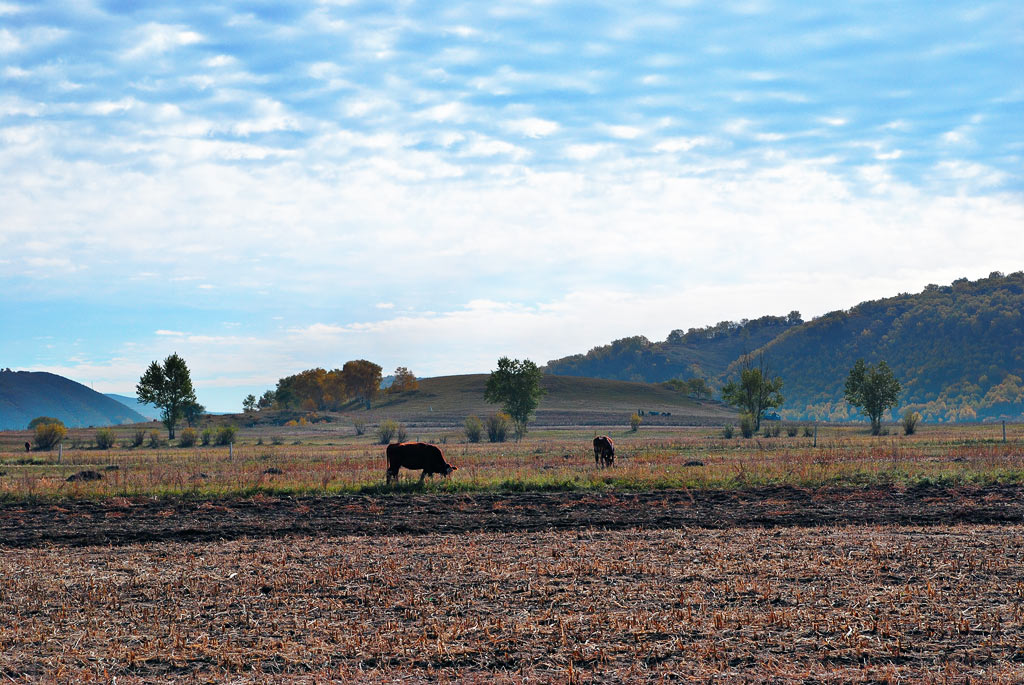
(0, 421), (1021, 500)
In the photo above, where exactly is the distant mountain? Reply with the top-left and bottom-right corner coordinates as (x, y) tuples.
(546, 272), (1024, 423)
(0, 371), (148, 430)
(105, 393), (162, 421)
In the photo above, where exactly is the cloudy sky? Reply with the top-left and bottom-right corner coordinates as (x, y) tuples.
(2, 0), (1021, 411)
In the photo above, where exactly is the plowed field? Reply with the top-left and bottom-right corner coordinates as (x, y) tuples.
(3, 486), (1024, 682)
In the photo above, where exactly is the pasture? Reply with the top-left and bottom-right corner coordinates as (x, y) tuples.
(1, 421), (1023, 681)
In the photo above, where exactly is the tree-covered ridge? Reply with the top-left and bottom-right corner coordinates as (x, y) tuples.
(546, 272), (1024, 422)
(758, 271), (1024, 422)
(544, 313), (803, 384)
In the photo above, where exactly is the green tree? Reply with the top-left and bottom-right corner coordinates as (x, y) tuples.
(136, 353), (197, 440)
(720, 353), (784, 432)
(242, 394), (257, 412)
(183, 400), (205, 428)
(844, 359), (901, 435)
(257, 390), (276, 409)
(484, 357), (545, 440)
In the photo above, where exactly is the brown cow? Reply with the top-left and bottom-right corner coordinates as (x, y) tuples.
(593, 435), (615, 468)
(386, 442), (457, 485)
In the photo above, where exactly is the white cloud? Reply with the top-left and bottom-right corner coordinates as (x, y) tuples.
(503, 117), (559, 138)
(604, 124), (644, 140)
(653, 136), (712, 153)
(122, 23), (203, 59)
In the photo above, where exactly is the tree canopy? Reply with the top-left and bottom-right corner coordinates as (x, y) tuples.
(720, 354), (784, 431)
(484, 357), (545, 440)
(136, 353), (197, 439)
(844, 359), (902, 434)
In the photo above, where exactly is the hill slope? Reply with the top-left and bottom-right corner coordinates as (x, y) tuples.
(751, 273), (1024, 422)
(105, 393), (162, 421)
(545, 314), (803, 383)
(545, 272), (1024, 422)
(0, 371), (148, 430)
(252, 374), (735, 427)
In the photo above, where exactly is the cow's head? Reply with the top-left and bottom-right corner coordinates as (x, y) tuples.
(445, 464), (457, 476)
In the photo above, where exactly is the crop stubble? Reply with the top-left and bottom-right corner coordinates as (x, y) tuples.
(2, 489), (1024, 682)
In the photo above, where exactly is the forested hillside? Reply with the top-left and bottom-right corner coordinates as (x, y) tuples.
(756, 272), (1024, 422)
(546, 273), (1024, 422)
(545, 313), (803, 383)
(0, 370), (148, 430)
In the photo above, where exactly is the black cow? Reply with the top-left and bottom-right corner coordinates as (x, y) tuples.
(24, 441), (31, 453)
(593, 435), (615, 468)
(386, 442), (457, 485)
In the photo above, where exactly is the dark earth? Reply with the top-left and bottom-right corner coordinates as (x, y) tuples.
(2, 483), (1022, 548)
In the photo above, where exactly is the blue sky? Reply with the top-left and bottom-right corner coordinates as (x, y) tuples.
(2, 0), (1022, 411)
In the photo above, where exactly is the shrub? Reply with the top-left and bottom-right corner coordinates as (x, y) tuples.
(33, 423), (67, 451)
(200, 428), (213, 446)
(802, 425), (814, 438)
(94, 428), (117, 450)
(178, 427), (198, 448)
(377, 419), (399, 444)
(464, 415), (483, 443)
(786, 425), (798, 437)
(131, 430), (146, 448)
(486, 412), (512, 443)
(214, 425), (237, 446)
(629, 412), (642, 432)
(28, 416), (64, 430)
(147, 431), (162, 448)
(722, 424), (734, 439)
(739, 413), (755, 439)
(902, 409), (920, 436)
(395, 422), (408, 443)
(271, 436), (284, 445)
(763, 422), (780, 438)
(353, 419), (366, 436)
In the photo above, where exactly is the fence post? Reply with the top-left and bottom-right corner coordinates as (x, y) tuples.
(58, 442), (63, 464)
(813, 422), (818, 448)
(1004, 420), (1007, 443)
(229, 442), (233, 460)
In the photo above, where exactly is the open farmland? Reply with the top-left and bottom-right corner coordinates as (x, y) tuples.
(1, 423), (1023, 681)
(3, 524), (1024, 682)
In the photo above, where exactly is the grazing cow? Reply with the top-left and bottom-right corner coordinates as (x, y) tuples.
(593, 435), (615, 468)
(386, 442), (457, 485)
(24, 441), (31, 453)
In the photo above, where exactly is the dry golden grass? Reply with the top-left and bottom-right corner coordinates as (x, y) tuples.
(2, 525), (1023, 682)
(0, 422), (1022, 500)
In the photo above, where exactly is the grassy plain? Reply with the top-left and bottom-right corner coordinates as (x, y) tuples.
(0, 421), (1021, 500)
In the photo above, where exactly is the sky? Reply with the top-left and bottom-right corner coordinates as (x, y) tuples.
(1, 0), (1022, 412)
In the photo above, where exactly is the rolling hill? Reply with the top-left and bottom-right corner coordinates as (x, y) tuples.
(0, 371), (148, 430)
(546, 272), (1024, 423)
(251, 374), (736, 427)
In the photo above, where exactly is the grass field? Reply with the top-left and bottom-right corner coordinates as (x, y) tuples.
(1, 421), (1021, 500)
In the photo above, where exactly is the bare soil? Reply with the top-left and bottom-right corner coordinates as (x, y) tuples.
(2, 483), (1023, 549)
